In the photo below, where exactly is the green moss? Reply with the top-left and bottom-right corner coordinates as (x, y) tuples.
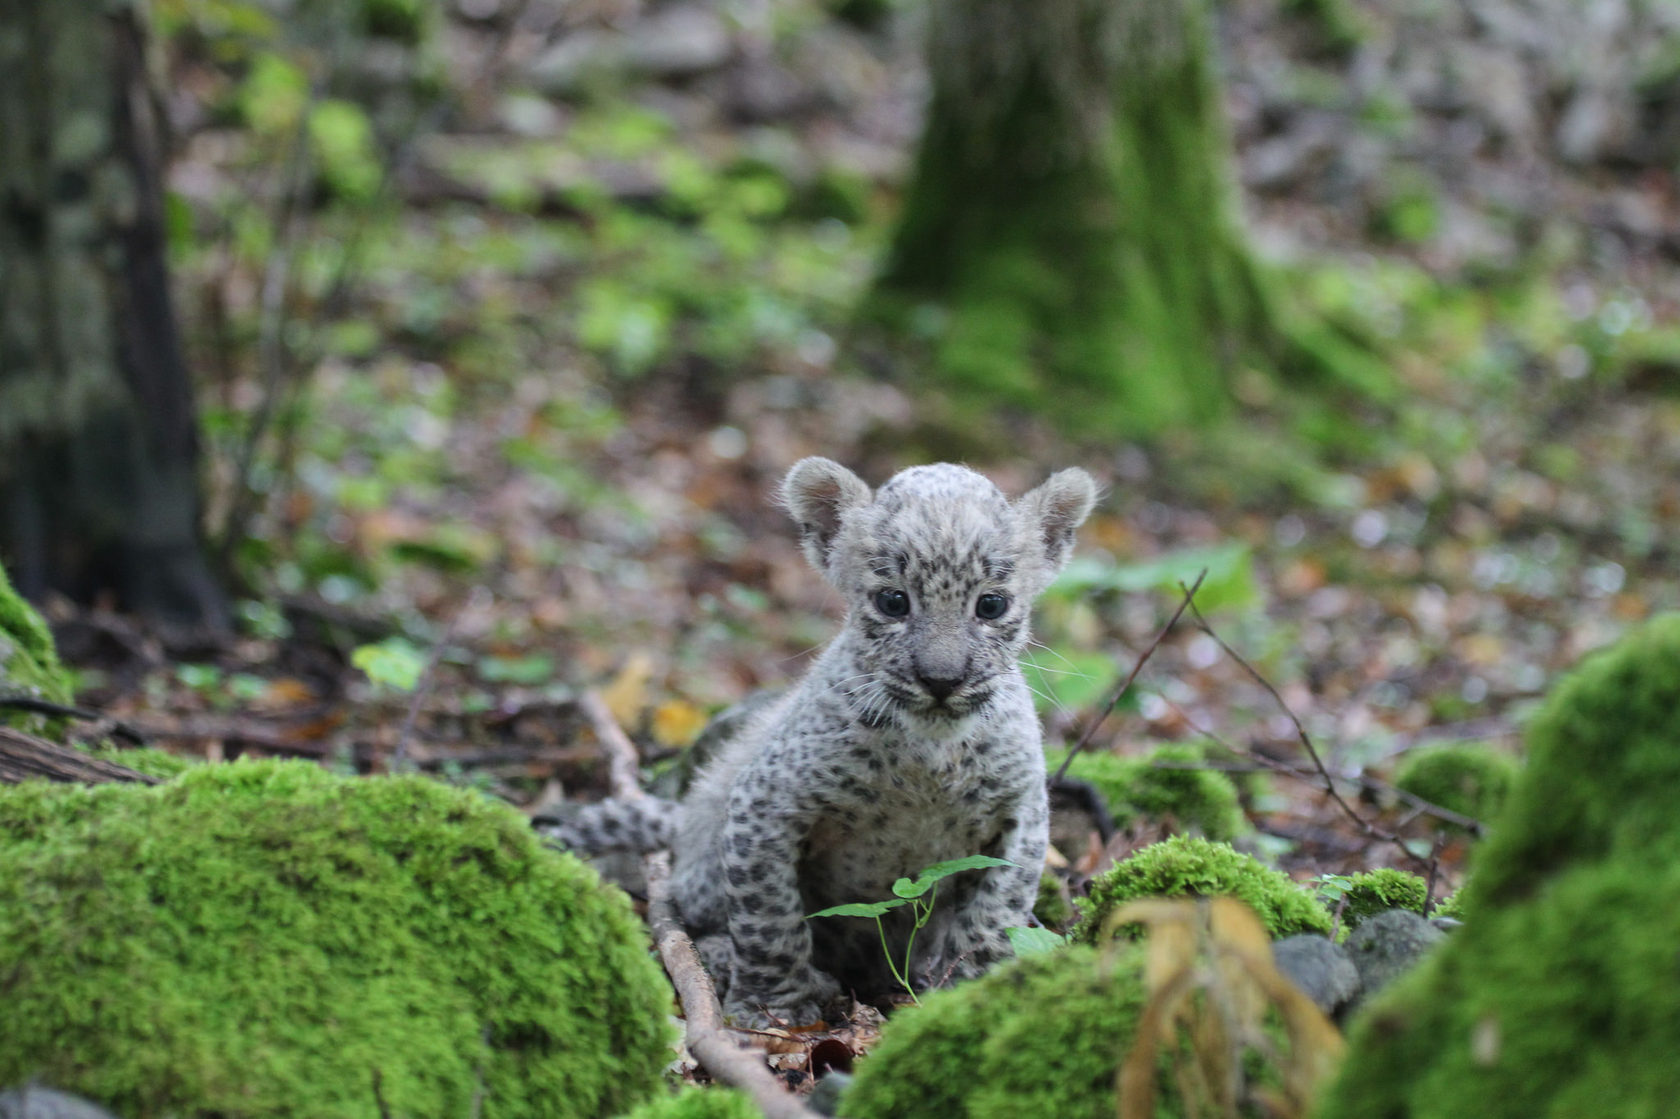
(839, 946), (1151, 1119)
(0, 559), (74, 725)
(1048, 743), (1247, 842)
(84, 745), (202, 780)
(1393, 741), (1519, 827)
(1337, 869), (1429, 928)
(619, 1087), (761, 1119)
(1316, 615), (1680, 1118)
(0, 760), (675, 1119)
(1034, 870), (1076, 930)
(1074, 836), (1330, 944)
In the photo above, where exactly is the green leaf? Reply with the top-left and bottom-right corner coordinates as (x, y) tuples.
(477, 654), (555, 686)
(1051, 542), (1260, 614)
(893, 855), (1018, 898)
(806, 899), (907, 920)
(1006, 926), (1066, 957)
(352, 638), (427, 692)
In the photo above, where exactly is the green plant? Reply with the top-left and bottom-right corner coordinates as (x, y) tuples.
(1075, 835), (1331, 944)
(0, 759), (675, 1118)
(352, 636), (427, 692)
(1317, 868), (1430, 929)
(808, 855), (1016, 1004)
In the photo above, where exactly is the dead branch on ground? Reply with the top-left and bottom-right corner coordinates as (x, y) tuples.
(580, 688), (653, 802)
(644, 852), (822, 1119)
(0, 727), (160, 785)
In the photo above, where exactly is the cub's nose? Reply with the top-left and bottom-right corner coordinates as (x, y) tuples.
(917, 671), (963, 703)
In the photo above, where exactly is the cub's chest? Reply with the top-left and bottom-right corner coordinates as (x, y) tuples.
(796, 740), (1031, 901)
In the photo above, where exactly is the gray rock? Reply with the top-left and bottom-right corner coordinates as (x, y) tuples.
(808, 1071), (853, 1117)
(1344, 908), (1446, 1001)
(1272, 934), (1361, 1016)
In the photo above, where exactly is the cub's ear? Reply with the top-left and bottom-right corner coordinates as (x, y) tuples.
(1017, 468), (1098, 586)
(782, 457), (872, 575)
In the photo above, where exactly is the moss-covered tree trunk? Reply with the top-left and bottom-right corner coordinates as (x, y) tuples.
(0, 0), (227, 632)
(874, 0), (1382, 436)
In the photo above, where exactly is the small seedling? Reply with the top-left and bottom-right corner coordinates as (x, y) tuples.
(807, 855), (1017, 1004)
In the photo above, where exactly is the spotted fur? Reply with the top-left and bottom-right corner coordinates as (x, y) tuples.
(554, 459), (1096, 1026)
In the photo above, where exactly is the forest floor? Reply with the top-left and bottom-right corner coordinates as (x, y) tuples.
(49, 0), (1680, 927)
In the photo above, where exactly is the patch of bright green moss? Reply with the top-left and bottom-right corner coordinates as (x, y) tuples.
(839, 945), (1151, 1119)
(1338, 868), (1429, 928)
(1316, 614), (1680, 1118)
(0, 559), (73, 725)
(1392, 741), (1518, 827)
(84, 744), (201, 780)
(1074, 836), (1330, 944)
(0, 760), (674, 1119)
(619, 1087), (761, 1119)
(1048, 742), (1247, 842)
(1034, 870), (1076, 930)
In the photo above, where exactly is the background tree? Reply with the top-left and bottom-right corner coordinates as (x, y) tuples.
(871, 0), (1386, 437)
(0, 0), (227, 632)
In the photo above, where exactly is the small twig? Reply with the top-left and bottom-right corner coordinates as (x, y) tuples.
(644, 853), (822, 1119)
(391, 587), (489, 771)
(1422, 834), (1444, 915)
(1052, 569), (1207, 784)
(0, 696), (147, 745)
(1185, 598), (1385, 838)
(580, 689), (652, 802)
(0, 727), (161, 785)
(1151, 695), (1486, 836)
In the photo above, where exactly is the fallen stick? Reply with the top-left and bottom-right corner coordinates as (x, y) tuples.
(644, 852), (822, 1119)
(580, 688), (653, 802)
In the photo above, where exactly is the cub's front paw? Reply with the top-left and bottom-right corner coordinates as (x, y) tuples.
(723, 968), (842, 1028)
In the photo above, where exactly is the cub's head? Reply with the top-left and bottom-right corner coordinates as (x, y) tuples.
(783, 458), (1096, 720)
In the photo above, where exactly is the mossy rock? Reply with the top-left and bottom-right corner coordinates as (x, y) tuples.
(0, 560), (74, 726)
(1048, 742), (1247, 842)
(838, 945), (1150, 1119)
(0, 760), (675, 1119)
(1316, 614), (1680, 1118)
(1392, 741), (1518, 828)
(618, 1087), (761, 1119)
(1074, 835), (1330, 944)
(1336, 868), (1429, 929)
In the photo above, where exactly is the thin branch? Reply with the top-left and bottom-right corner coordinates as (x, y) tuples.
(0, 727), (161, 785)
(1052, 569), (1207, 784)
(1185, 597), (1380, 835)
(0, 696), (147, 745)
(644, 853), (823, 1119)
(391, 586), (490, 771)
(580, 689), (652, 802)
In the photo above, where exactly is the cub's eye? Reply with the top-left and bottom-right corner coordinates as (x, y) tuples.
(975, 593), (1009, 620)
(874, 589), (911, 618)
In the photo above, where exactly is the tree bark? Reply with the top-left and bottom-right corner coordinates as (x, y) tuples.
(872, 0), (1385, 437)
(0, 0), (227, 633)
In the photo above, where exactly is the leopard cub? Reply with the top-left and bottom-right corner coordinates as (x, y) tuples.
(557, 458), (1096, 1026)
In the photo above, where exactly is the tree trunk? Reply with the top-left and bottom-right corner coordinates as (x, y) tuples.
(0, 0), (227, 633)
(872, 0), (1385, 437)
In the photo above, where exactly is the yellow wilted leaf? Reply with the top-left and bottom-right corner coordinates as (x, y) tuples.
(600, 651), (656, 729)
(651, 699), (709, 748)
(1112, 897), (1346, 1119)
